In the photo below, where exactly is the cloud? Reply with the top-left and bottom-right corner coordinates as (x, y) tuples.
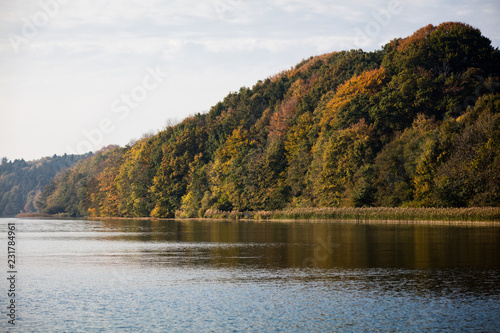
(194, 35), (350, 55)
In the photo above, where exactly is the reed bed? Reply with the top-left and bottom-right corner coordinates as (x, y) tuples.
(203, 207), (500, 223)
(15, 213), (63, 218)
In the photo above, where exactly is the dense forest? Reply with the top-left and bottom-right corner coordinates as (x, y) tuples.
(0, 154), (90, 216)
(34, 23), (500, 218)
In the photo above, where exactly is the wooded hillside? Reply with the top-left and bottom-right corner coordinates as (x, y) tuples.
(0, 154), (90, 216)
(35, 23), (500, 218)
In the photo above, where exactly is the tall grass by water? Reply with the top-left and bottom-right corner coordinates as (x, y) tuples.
(204, 207), (500, 223)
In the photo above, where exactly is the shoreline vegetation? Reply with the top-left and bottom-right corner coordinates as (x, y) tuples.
(16, 207), (500, 223)
(204, 207), (500, 223)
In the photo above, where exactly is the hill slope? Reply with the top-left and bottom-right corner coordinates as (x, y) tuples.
(36, 22), (500, 218)
(0, 153), (90, 216)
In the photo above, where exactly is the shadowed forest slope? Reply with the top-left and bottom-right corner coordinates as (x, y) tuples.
(0, 153), (90, 216)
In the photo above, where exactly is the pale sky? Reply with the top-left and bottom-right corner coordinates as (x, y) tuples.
(1, 0), (499, 161)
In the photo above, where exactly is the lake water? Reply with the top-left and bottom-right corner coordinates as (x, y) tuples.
(1, 218), (500, 332)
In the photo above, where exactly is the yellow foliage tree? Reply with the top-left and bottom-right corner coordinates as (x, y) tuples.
(320, 68), (387, 129)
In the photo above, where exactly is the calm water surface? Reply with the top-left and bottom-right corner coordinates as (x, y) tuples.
(1, 218), (499, 332)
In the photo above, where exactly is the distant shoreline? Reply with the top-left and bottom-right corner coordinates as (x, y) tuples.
(87, 216), (500, 226)
(15, 213), (59, 218)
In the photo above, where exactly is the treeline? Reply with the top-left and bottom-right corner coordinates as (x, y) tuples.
(37, 23), (500, 218)
(0, 153), (90, 216)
